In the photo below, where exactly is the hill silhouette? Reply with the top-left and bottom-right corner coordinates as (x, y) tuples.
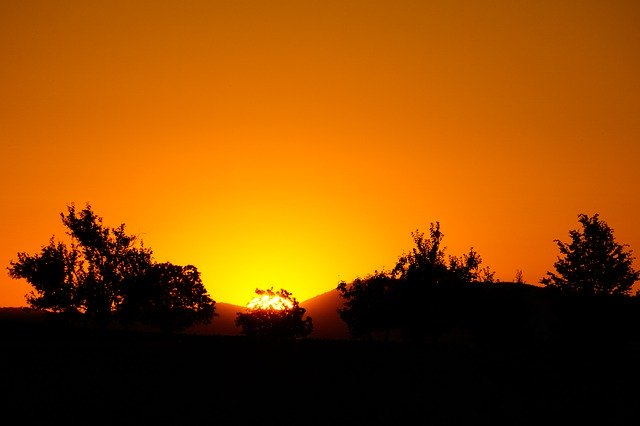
(186, 289), (349, 339)
(0, 289), (350, 339)
(300, 288), (348, 340)
(0, 306), (46, 321)
(186, 302), (244, 336)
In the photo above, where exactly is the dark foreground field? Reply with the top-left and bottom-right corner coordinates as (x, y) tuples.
(2, 311), (640, 425)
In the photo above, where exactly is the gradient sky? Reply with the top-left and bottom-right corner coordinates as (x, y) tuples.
(2, 0), (639, 307)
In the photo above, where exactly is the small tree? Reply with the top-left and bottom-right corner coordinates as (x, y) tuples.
(541, 213), (639, 296)
(514, 270), (524, 284)
(8, 203), (216, 330)
(235, 287), (313, 339)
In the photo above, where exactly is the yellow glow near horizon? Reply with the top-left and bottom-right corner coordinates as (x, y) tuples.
(247, 294), (294, 311)
(1, 0), (640, 308)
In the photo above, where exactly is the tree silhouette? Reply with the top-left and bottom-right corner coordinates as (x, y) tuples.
(337, 221), (495, 340)
(391, 222), (495, 286)
(514, 269), (524, 284)
(541, 213), (639, 296)
(118, 262), (215, 331)
(7, 203), (216, 331)
(235, 287), (313, 339)
(337, 271), (399, 339)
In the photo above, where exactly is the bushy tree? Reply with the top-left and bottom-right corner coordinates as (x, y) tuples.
(391, 222), (495, 285)
(337, 271), (398, 339)
(7, 237), (82, 313)
(337, 221), (495, 340)
(235, 287), (313, 339)
(118, 262), (215, 331)
(541, 213), (639, 296)
(8, 203), (216, 330)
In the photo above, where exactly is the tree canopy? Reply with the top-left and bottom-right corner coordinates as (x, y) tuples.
(8, 203), (216, 331)
(541, 213), (639, 296)
(337, 221), (495, 340)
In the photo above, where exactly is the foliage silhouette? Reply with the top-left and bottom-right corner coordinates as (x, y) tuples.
(540, 213), (639, 296)
(7, 203), (216, 331)
(235, 287), (313, 339)
(336, 271), (398, 339)
(391, 222), (495, 285)
(337, 221), (495, 340)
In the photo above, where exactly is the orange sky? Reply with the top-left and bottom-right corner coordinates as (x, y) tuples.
(2, 0), (639, 307)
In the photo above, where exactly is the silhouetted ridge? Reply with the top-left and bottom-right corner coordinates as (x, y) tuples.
(300, 288), (348, 340)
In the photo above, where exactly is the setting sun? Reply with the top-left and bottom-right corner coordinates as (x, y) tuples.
(247, 293), (294, 311)
(1, 0), (639, 308)
(2, 1), (639, 424)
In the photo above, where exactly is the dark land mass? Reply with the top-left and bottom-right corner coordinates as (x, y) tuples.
(185, 289), (348, 339)
(2, 283), (640, 425)
(299, 288), (348, 340)
(186, 302), (244, 336)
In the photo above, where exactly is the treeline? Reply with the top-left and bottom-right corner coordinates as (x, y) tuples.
(336, 214), (640, 345)
(7, 204), (640, 342)
(7, 204), (215, 332)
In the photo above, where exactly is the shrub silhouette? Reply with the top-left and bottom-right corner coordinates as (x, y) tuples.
(337, 221), (495, 340)
(235, 287), (313, 339)
(541, 213), (639, 296)
(7, 203), (216, 331)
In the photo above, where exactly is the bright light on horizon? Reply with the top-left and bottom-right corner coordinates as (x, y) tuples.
(246, 294), (294, 311)
(1, 0), (639, 309)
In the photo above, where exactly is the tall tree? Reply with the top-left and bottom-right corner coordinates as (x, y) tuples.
(8, 203), (216, 330)
(541, 213), (639, 296)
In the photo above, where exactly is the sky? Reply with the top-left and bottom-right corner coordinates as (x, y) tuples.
(1, 0), (639, 307)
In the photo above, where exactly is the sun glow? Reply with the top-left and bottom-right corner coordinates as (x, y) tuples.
(246, 294), (294, 311)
